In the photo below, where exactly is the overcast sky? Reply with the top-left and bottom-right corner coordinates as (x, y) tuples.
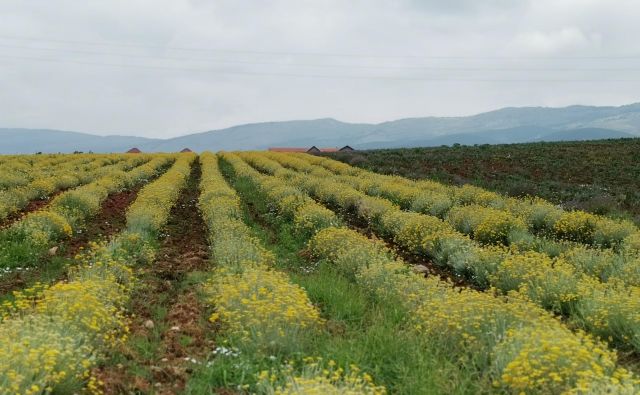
(1, 0), (640, 138)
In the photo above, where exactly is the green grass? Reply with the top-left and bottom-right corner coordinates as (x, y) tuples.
(327, 138), (640, 224)
(0, 229), (48, 269)
(184, 159), (485, 394)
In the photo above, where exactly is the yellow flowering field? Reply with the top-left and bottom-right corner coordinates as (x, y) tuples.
(2, 150), (638, 394)
(0, 154), (175, 270)
(0, 153), (193, 394)
(216, 151), (639, 394)
(238, 151), (640, 356)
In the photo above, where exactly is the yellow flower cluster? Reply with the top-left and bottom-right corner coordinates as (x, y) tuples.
(257, 358), (386, 395)
(624, 232), (640, 254)
(308, 226), (394, 279)
(553, 211), (598, 244)
(0, 316), (95, 394)
(0, 155), (194, 394)
(307, 226), (638, 394)
(447, 204), (527, 245)
(494, 326), (634, 394)
(576, 281), (640, 351)
(19, 211), (73, 241)
(205, 265), (323, 347)
(293, 203), (341, 237)
(490, 251), (583, 313)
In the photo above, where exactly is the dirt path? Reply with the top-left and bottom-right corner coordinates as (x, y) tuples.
(97, 159), (213, 395)
(64, 188), (140, 258)
(0, 187), (145, 297)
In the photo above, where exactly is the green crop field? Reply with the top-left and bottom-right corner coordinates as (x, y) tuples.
(1, 150), (640, 394)
(328, 138), (640, 224)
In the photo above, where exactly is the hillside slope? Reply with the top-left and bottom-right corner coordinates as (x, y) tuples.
(2, 103), (640, 153)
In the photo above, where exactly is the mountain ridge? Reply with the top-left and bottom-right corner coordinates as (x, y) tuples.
(2, 103), (640, 154)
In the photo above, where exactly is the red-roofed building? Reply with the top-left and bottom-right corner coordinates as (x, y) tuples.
(180, 148), (192, 153)
(126, 147), (141, 153)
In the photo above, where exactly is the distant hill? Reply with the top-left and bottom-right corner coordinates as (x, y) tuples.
(2, 103), (640, 153)
(0, 129), (157, 154)
(534, 128), (635, 142)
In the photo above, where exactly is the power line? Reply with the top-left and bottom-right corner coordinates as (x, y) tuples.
(1, 43), (640, 72)
(3, 54), (640, 82)
(2, 34), (640, 60)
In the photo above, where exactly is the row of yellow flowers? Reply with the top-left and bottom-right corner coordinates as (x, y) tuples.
(0, 153), (195, 394)
(0, 154), (97, 190)
(292, 152), (639, 251)
(268, 152), (640, 288)
(0, 154), (175, 269)
(227, 152), (638, 394)
(0, 154), (145, 222)
(239, 152), (640, 355)
(268, 151), (640, 266)
(199, 152), (386, 394)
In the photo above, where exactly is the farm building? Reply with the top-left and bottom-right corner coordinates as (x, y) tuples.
(307, 146), (339, 153)
(180, 148), (193, 153)
(126, 147), (141, 153)
(269, 146), (352, 154)
(339, 145), (355, 152)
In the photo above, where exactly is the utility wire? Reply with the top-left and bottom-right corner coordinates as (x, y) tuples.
(1, 43), (640, 72)
(2, 34), (640, 60)
(3, 54), (640, 82)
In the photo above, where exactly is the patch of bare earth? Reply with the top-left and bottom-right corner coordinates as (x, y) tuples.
(64, 188), (141, 258)
(95, 160), (213, 395)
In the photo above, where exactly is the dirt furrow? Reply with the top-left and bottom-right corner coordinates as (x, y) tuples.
(96, 159), (212, 395)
